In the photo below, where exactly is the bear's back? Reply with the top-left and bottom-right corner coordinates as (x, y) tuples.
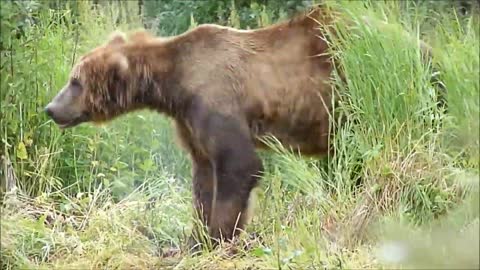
(173, 7), (336, 155)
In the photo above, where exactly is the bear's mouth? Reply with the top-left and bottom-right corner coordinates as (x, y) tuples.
(55, 113), (90, 129)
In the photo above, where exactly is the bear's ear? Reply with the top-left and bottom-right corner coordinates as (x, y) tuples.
(106, 31), (127, 47)
(128, 30), (154, 43)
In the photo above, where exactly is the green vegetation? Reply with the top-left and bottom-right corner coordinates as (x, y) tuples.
(1, 0), (478, 269)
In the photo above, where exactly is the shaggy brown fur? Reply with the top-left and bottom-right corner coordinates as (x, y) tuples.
(44, 5), (442, 249)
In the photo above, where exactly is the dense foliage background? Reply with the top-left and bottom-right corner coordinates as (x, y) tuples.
(1, 0), (479, 269)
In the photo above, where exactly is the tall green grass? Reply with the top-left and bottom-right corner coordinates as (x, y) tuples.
(1, 1), (478, 269)
(324, 1), (456, 225)
(1, 1), (81, 196)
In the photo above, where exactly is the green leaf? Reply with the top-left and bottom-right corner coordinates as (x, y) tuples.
(251, 247), (272, 257)
(103, 178), (110, 187)
(139, 158), (155, 172)
(16, 141), (28, 160)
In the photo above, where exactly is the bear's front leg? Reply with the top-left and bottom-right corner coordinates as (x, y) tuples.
(186, 101), (263, 244)
(208, 142), (262, 242)
(174, 121), (217, 252)
(189, 154), (215, 249)
(197, 114), (262, 243)
(186, 133), (262, 251)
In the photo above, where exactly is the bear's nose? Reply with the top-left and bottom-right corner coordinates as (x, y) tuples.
(44, 105), (54, 119)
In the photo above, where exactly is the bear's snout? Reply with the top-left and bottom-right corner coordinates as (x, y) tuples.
(44, 104), (55, 119)
(44, 101), (89, 129)
(44, 102), (68, 125)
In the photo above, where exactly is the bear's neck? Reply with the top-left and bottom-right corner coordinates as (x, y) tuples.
(126, 44), (191, 119)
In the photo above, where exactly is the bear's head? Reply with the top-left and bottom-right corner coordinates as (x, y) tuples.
(45, 31), (139, 129)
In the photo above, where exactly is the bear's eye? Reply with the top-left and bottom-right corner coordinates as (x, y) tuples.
(70, 78), (82, 88)
(69, 78), (83, 97)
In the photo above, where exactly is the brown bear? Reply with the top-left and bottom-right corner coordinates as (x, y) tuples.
(44, 5), (443, 249)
